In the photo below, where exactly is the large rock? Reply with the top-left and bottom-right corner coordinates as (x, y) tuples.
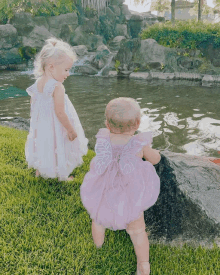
(115, 24), (128, 37)
(110, 0), (125, 6)
(72, 45), (88, 56)
(146, 152), (220, 241)
(33, 16), (49, 30)
(91, 45), (111, 70)
(0, 117), (30, 131)
(115, 38), (141, 70)
(133, 39), (172, 71)
(0, 48), (23, 67)
(71, 26), (104, 51)
(109, 5), (121, 17)
(73, 64), (99, 75)
(121, 4), (132, 17)
(0, 24), (18, 49)
(128, 14), (144, 38)
(48, 13), (78, 38)
(108, 35), (126, 52)
(9, 12), (35, 36)
(22, 26), (53, 50)
(81, 17), (100, 34)
(99, 8), (117, 42)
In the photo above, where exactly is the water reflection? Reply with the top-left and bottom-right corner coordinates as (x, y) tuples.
(0, 71), (220, 157)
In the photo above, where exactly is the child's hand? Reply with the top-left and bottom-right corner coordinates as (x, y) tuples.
(68, 130), (77, 141)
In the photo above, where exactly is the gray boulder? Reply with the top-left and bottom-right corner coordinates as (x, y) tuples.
(9, 12), (35, 36)
(121, 4), (132, 17)
(0, 117), (30, 131)
(71, 26), (104, 51)
(22, 26), (53, 50)
(110, 0), (125, 6)
(133, 39), (172, 70)
(0, 48), (23, 67)
(85, 34), (104, 51)
(60, 24), (72, 43)
(70, 26), (87, 46)
(99, 8), (117, 41)
(115, 24), (128, 37)
(108, 35), (126, 52)
(109, 5), (121, 17)
(115, 38), (141, 70)
(91, 45), (111, 70)
(147, 151), (220, 241)
(73, 64), (99, 75)
(72, 45), (88, 56)
(0, 24), (18, 49)
(128, 14), (144, 38)
(33, 16), (49, 30)
(81, 17), (100, 34)
(48, 13), (78, 38)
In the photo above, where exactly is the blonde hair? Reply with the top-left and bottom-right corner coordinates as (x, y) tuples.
(33, 37), (77, 78)
(105, 97), (141, 134)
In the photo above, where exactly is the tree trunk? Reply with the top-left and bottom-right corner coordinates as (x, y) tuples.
(171, 0), (175, 25)
(198, 0), (202, 21)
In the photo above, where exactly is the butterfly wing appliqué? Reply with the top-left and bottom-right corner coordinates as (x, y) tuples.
(119, 139), (138, 175)
(95, 138), (112, 175)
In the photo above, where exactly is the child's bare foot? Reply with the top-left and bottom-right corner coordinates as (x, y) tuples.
(136, 261), (150, 275)
(35, 170), (40, 177)
(67, 176), (74, 181)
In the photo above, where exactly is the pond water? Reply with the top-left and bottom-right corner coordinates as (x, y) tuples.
(0, 70), (220, 157)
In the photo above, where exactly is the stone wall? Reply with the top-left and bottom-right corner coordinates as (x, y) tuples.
(0, 0), (160, 70)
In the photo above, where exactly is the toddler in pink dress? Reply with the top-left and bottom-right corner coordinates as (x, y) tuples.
(80, 97), (161, 275)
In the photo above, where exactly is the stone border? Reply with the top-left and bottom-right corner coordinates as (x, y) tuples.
(108, 71), (220, 86)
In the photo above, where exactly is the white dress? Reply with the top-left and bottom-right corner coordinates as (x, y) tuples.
(25, 78), (88, 180)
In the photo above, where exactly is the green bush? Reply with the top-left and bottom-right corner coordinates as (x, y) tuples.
(0, 0), (77, 24)
(141, 20), (220, 50)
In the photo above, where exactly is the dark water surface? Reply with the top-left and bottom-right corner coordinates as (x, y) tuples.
(0, 70), (220, 156)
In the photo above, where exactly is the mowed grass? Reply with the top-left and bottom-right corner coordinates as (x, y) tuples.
(0, 125), (219, 275)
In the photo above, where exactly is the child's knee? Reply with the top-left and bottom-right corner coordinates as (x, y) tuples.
(126, 225), (146, 235)
(92, 220), (105, 232)
(126, 212), (146, 235)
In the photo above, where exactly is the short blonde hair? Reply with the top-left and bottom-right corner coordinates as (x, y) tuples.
(105, 97), (141, 134)
(33, 37), (77, 78)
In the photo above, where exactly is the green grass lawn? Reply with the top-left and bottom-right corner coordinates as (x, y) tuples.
(0, 125), (219, 274)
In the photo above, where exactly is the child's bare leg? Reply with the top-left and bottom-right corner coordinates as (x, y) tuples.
(67, 175), (74, 181)
(126, 213), (150, 275)
(35, 170), (40, 177)
(92, 220), (105, 248)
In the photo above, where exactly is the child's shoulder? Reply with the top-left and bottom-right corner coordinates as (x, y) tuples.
(134, 131), (152, 143)
(52, 81), (65, 96)
(26, 80), (37, 96)
(54, 81), (64, 89)
(95, 128), (110, 139)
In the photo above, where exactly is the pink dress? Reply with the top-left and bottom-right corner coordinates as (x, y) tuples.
(80, 128), (160, 231)
(25, 78), (88, 181)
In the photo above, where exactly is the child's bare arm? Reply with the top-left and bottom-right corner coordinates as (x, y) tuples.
(53, 83), (77, 140)
(143, 145), (161, 165)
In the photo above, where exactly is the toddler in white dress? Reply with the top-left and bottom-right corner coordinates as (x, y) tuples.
(25, 37), (88, 181)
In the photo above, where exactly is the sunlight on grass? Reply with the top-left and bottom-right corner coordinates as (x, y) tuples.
(0, 125), (219, 274)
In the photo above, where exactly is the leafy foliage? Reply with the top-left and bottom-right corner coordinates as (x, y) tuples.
(150, 0), (170, 13)
(0, 0), (77, 24)
(141, 19), (220, 49)
(115, 60), (121, 72)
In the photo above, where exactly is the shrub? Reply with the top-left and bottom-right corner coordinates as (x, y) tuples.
(115, 60), (121, 72)
(0, 0), (77, 24)
(141, 19), (220, 50)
